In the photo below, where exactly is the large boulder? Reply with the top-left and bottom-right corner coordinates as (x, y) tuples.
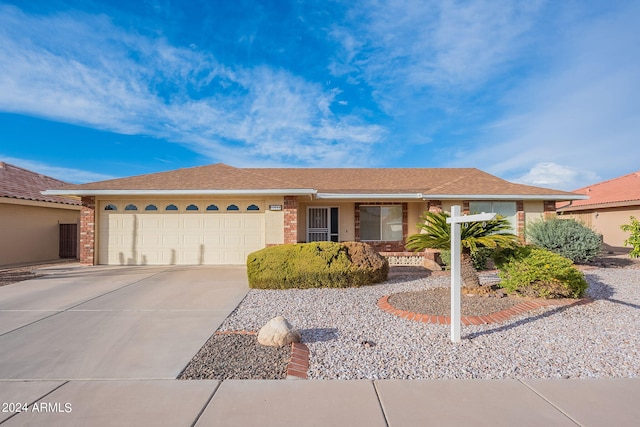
(257, 316), (301, 347)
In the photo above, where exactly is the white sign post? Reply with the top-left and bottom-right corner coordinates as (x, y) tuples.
(446, 206), (496, 343)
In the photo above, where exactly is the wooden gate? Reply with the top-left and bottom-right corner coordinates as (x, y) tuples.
(59, 223), (78, 259)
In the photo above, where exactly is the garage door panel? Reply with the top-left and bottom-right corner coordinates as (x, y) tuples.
(101, 211), (264, 265)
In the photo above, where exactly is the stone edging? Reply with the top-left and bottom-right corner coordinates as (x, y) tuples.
(215, 331), (309, 379)
(377, 295), (593, 325)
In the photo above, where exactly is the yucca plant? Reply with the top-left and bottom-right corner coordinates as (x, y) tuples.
(406, 211), (520, 292)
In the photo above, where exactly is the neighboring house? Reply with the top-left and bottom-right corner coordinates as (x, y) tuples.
(0, 162), (81, 266)
(44, 163), (585, 266)
(557, 170), (640, 250)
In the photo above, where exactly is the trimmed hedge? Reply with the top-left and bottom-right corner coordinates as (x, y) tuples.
(246, 241), (388, 289)
(497, 248), (588, 299)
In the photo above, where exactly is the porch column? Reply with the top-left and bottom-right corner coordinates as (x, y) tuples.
(283, 196), (298, 244)
(80, 196), (96, 265)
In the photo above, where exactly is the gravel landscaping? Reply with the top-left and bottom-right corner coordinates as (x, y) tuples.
(179, 333), (290, 380)
(215, 265), (640, 380)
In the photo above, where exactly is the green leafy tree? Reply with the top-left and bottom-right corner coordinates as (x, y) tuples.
(406, 211), (520, 292)
(621, 216), (640, 258)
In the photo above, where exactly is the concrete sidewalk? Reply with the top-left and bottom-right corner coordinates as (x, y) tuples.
(0, 378), (638, 426)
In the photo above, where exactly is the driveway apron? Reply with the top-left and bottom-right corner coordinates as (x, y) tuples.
(0, 265), (249, 380)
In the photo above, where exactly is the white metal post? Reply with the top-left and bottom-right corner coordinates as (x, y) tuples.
(450, 205), (462, 343)
(446, 206), (497, 343)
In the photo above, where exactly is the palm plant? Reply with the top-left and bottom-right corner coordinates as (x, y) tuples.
(406, 211), (520, 292)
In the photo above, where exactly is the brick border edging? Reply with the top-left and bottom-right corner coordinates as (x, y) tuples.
(377, 295), (593, 325)
(287, 342), (310, 379)
(215, 331), (309, 379)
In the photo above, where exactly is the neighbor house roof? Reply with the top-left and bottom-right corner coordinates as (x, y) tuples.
(557, 170), (640, 212)
(0, 162), (80, 206)
(44, 163), (585, 201)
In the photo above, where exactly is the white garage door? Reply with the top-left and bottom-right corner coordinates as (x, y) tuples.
(99, 212), (265, 265)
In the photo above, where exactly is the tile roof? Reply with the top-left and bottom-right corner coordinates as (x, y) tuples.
(51, 163), (579, 199)
(557, 170), (640, 211)
(0, 162), (80, 205)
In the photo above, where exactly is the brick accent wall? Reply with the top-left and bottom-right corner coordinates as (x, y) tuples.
(354, 202), (408, 252)
(427, 200), (442, 213)
(516, 200), (525, 240)
(462, 200), (470, 214)
(80, 196), (96, 265)
(543, 200), (556, 218)
(283, 196), (298, 244)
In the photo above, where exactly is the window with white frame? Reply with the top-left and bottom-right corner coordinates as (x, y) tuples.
(360, 205), (403, 241)
(469, 201), (517, 232)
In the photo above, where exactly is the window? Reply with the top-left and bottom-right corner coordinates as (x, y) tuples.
(124, 204), (138, 211)
(206, 204), (219, 211)
(360, 205), (403, 241)
(165, 204), (178, 211)
(247, 204), (260, 211)
(226, 204), (239, 211)
(186, 204), (199, 211)
(145, 204), (158, 211)
(469, 201), (517, 232)
(104, 204), (117, 211)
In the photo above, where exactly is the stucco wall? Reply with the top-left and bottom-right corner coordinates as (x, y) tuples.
(0, 201), (80, 266)
(561, 206), (640, 249)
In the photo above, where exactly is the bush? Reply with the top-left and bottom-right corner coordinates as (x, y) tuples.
(246, 241), (388, 289)
(491, 245), (534, 269)
(621, 216), (640, 258)
(526, 218), (601, 263)
(497, 248), (588, 298)
(440, 248), (494, 270)
(471, 247), (494, 270)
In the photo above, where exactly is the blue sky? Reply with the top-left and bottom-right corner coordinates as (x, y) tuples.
(0, 0), (638, 190)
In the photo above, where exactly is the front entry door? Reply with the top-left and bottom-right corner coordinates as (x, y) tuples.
(307, 207), (339, 242)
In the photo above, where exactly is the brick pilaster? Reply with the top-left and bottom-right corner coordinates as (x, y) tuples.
(283, 196), (298, 244)
(80, 196), (96, 265)
(427, 200), (442, 213)
(543, 200), (557, 219)
(516, 200), (525, 241)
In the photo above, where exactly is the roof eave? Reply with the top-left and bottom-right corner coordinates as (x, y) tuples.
(42, 189), (317, 197)
(423, 194), (588, 201)
(316, 193), (424, 200)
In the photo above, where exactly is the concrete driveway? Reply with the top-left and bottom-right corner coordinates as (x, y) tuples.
(0, 265), (249, 380)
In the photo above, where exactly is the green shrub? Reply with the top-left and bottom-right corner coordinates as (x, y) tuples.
(497, 248), (588, 298)
(491, 245), (534, 269)
(439, 247), (494, 270)
(439, 249), (451, 269)
(471, 247), (494, 270)
(621, 216), (640, 258)
(246, 241), (388, 289)
(526, 218), (601, 263)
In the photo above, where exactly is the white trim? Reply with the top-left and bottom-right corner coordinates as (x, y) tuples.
(316, 193), (422, 199)
(422, 194), (588, 201)
(42, 189), (317, 196)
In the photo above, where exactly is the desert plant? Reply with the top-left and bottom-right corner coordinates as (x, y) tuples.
(526, 218), (601, 263)
(621, 216), (640, 258)
(498, 248), (588, 298)
(246, 241), (388, 289)
(406, 211), (519, 292)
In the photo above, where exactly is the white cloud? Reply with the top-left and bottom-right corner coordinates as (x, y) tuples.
(514, 162), (600, 191)
(0, 155), (115, 184)
(0, 5), (385, 167)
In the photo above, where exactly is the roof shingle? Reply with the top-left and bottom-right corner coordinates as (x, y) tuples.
(0, 162), (80, 205)
(558, 170), (640, 210)
(49, 163), (580, 199)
